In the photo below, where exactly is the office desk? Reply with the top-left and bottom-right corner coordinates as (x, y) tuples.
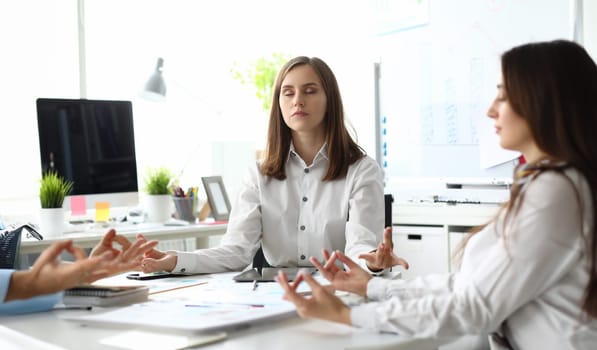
(0, 273), (443, 350)
(20, 223), (227, 255)
(0, 312), (426, 350)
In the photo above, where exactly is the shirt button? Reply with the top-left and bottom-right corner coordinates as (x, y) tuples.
(300, 225), (305, 231)
(180, 268), (186, 273)
(304, 168), (309, 174)
(302, 196), (308, 202)
(300, 254), (306, 260)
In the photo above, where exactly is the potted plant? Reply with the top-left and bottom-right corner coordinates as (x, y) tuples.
(39, 170), (73, 237)
(143, 167), (174, 222)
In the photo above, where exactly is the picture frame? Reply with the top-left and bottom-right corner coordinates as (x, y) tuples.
(201, 176), (231, 221)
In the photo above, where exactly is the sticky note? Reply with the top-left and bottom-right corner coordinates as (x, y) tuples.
(95, 202), (110, 222)
(70, 196), (87, 216)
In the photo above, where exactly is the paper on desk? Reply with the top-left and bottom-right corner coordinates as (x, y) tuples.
(100, 330), (227, 350)
(0, 325), (66, 350)
(65, 296), (296, 332)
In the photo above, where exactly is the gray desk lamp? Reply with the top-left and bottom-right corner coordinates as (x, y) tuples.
(143, 57), (167, 100)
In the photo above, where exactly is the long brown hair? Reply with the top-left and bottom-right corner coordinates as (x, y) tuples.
(260, 56), (364, 180)
(463, 40), (597, 317)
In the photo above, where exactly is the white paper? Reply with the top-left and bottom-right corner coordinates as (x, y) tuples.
(0, 325), (66, 350)
(100, 330), (226, 350)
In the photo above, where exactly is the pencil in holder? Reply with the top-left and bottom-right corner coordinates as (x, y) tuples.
(172, 196), (198, 223)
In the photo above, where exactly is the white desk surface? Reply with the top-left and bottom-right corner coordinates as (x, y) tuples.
(20, 223), (227, 255)
(0, 273), (444, 350)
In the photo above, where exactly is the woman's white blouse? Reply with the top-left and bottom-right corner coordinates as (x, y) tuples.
(351, 168), (597, 349)
(173, 144), (384, 273)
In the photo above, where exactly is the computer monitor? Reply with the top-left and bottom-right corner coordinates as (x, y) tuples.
(36, 98), (139, 212)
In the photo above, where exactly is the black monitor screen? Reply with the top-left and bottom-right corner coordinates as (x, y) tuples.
(36, 98), (138, 196)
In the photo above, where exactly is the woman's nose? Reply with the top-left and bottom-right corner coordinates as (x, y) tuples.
(487, 100), (497, 119)
(294, 95), (305, 107)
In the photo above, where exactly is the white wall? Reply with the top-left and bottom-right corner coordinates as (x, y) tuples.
(584, 0), (597, 60)
(1, 0), (594, 223)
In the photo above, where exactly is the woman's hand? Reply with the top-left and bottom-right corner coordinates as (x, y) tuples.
(90, 230), (159, 275)
(277, 270), (351, 325)
(359, 227), (409, 271)
(312, 249), (373, 297)
(6, 240), (116, 301)
(140, 247), (177, 273)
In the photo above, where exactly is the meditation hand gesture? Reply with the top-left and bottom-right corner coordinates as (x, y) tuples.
(7, 240), (119, 301)
(277, 269), (351, 325)
(134, 234), (178, 273)
(312, 249), (373, 297)
(358, 227), (409, 272)
(90, 229), (159, 275)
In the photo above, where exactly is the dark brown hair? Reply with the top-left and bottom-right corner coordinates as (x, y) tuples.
(260, 56), (364, 180)
(462, 40), (597, 317)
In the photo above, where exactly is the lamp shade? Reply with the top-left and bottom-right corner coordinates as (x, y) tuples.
(143, 57), (166, 100)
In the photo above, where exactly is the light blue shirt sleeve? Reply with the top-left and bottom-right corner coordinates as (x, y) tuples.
(0, 269), (63, 315)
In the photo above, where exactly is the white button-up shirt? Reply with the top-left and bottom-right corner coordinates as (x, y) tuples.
(174, 144), (384, 273)
(351, 168), (597, 349)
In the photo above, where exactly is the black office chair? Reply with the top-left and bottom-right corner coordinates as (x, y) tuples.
(251, 194), (394, 270)
(0, 224), (43, 269)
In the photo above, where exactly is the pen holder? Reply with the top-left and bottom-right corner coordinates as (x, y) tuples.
(172, 196), (198, 223)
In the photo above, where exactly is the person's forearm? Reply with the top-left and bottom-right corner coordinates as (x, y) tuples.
(5, 271), (35, 302)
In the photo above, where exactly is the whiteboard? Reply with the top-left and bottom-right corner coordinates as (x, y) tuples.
(374, 0), (572, 179)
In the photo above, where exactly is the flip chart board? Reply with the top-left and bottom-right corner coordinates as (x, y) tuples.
(374, 0), (574, 179)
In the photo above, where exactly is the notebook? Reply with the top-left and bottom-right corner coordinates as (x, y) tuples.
(62, 285), (149, 307)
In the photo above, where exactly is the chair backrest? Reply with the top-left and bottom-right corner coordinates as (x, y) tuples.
(0, 224), (43, 269)
(384, 193), (394, 228)
(0, 229), (22, 269)
(252, 194), (394, 270)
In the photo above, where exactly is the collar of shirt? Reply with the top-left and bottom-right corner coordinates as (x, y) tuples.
(288, 142), (329, 166)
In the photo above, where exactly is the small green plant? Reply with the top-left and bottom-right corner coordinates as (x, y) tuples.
(143, 167), (173, 195)
(39, 171), (73, 208)
(231, 52), (289, 113)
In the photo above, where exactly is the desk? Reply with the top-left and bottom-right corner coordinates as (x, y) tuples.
(20, 223), (227, 255)
(0, 273), (443, 350)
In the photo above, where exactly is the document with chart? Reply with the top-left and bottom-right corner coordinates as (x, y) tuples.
(63, 273), (303, 332)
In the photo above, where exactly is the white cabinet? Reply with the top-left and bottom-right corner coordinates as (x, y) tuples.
(392, 225), (448, 279)
(393, 203), (499, 277)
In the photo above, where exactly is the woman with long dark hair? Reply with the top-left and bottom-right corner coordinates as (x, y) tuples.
(278, 40), (597, 349)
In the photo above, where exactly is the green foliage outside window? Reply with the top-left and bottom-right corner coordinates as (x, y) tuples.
(231, 52), (289, 113)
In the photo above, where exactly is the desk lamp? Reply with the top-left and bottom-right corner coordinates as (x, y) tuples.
(143, 57), (167, 100)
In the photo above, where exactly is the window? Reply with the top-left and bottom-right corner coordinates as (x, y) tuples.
(0, 0), (377, 215)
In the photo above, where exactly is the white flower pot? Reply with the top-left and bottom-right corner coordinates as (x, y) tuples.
(39, 208), (66, 238)
(145, 194), (172, 223)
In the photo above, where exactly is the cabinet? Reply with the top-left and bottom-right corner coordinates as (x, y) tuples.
(393, 202), (499, 278)
(392, 225), (448, 279)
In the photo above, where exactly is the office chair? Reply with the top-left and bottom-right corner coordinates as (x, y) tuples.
(251, 194), (394, 270)
(0, 224), (43, 269)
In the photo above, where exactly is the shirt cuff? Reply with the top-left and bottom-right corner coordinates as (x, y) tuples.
(350, 301), (382, 331)
(357, 258), (388, 276)
(366, 276), (391, 300)
(171, 250), (194, 274)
